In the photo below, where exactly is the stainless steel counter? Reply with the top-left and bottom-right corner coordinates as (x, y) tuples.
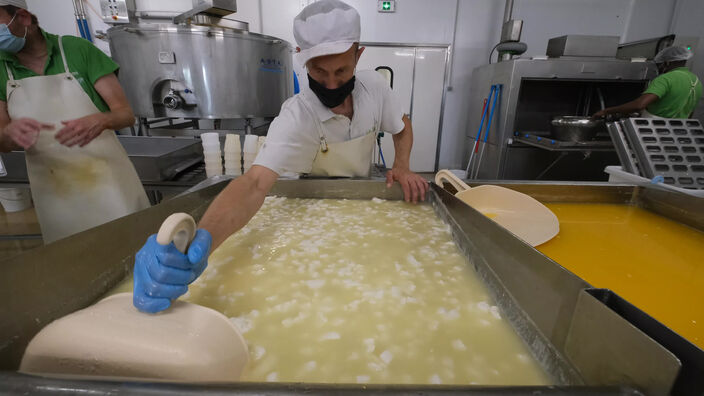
(0, 136), (204, 185)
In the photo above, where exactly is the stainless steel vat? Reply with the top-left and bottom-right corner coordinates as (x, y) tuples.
(107, 23), (293, 119)
(0, 181), (702, 394)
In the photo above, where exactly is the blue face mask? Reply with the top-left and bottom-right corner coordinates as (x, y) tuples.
(0, 14), (26, 54)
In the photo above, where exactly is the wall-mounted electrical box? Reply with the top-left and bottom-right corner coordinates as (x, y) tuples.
(377, 1), (396, 13)
(100, 0), (132, 24)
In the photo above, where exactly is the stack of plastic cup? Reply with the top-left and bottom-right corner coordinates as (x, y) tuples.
(257, 136), (266, 153)
(201, 132), (222, 177)
(243, 134), (259, 173)
(224, 134), (242, 176)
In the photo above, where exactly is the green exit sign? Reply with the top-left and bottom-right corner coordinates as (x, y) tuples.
(378, 0), (395, 12)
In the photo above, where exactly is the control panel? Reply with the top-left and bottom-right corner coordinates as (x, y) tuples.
(100, 0), (130, 24)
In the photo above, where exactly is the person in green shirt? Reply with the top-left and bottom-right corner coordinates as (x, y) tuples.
(594, 46), (702, 119)
(0, 1), (149, 243)
(0, 1), (135, 151)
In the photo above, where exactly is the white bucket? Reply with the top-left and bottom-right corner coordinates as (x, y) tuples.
(0, 187), (32, 213)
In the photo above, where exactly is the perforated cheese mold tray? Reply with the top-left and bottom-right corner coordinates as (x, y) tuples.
(623, 118), (704, 189)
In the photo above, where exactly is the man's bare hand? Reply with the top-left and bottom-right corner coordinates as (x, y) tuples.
(592, 109), (607, 118)
(386, 167), (428, 203)
(55, 113), (107, 147)
(3, 118), (54, 149)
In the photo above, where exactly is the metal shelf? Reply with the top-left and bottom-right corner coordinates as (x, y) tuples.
(512, 132), (615, 152)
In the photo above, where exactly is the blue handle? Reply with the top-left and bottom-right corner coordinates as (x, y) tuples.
(474, 85), (496, 143)
(81, 18), (92, 42)
(76, 17), (86, 39)
(482, 84), (501, 143)
(293, 72), (300, 94)
(378, 138), (387, 168)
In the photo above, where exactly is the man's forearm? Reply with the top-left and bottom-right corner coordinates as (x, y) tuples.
(0, 128), (19, 152)
(100, 106), (135, 131)
(392, 116), (413, 169)
(198, 167), (276, 250)
(600, 94), (658, 116)
(602, 100), (644, 116)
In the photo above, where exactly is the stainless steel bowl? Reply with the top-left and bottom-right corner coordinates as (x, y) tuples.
(550, 116), (605, 142)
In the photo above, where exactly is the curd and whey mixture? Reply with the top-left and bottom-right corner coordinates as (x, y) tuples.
(110, 197), (549, 385)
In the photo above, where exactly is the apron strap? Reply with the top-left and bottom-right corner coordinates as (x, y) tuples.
(57, 36), (70, 74)
(4, 61), (14, 82)
(300, 92), (329, 153)
(672, 70), (699, 116)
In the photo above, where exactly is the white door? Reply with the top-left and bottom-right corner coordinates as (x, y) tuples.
(357, 44), (447, 172)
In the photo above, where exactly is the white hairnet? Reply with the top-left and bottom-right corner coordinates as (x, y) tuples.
(0, 1), (28, 9)
(293, 0), (360, 67)
(654, 46), (693, 63)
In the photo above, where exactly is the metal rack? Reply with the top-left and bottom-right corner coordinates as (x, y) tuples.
(608, 118), (704, 190)
(513, 132), (615, 152)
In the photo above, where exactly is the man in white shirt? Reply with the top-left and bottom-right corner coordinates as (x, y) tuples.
(132, 0), (429, 313)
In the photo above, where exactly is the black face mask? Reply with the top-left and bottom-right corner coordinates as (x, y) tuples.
(307, 74), (356, 108)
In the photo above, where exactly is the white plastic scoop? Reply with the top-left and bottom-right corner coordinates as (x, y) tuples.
(20, 213), (249, 382)
(435, 170), (559, 246)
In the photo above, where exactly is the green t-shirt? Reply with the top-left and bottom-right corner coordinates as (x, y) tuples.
(643, 67), (703, 118)
(0, 30), (118, 112)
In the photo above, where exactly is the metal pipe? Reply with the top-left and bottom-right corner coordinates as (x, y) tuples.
(583, 85), (593, 116)
(446, 0), (459, 91)
(668, 0), (682, 35)
(597, 87), (606, 111)
(503, 0), (514, 23)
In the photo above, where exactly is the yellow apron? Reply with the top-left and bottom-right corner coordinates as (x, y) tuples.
(300, 92), (376, 178)
(5, 36), (149, 243)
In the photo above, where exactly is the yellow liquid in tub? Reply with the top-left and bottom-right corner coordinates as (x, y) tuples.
(538, 203), (704, 348)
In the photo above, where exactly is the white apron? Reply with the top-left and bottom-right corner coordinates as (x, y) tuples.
(300, 92), (376, 178)
(5, 37), (149, 243)
(642, 71), (700, 119)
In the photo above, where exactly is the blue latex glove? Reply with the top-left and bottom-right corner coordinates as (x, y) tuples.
(133, 229), (212, 313)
